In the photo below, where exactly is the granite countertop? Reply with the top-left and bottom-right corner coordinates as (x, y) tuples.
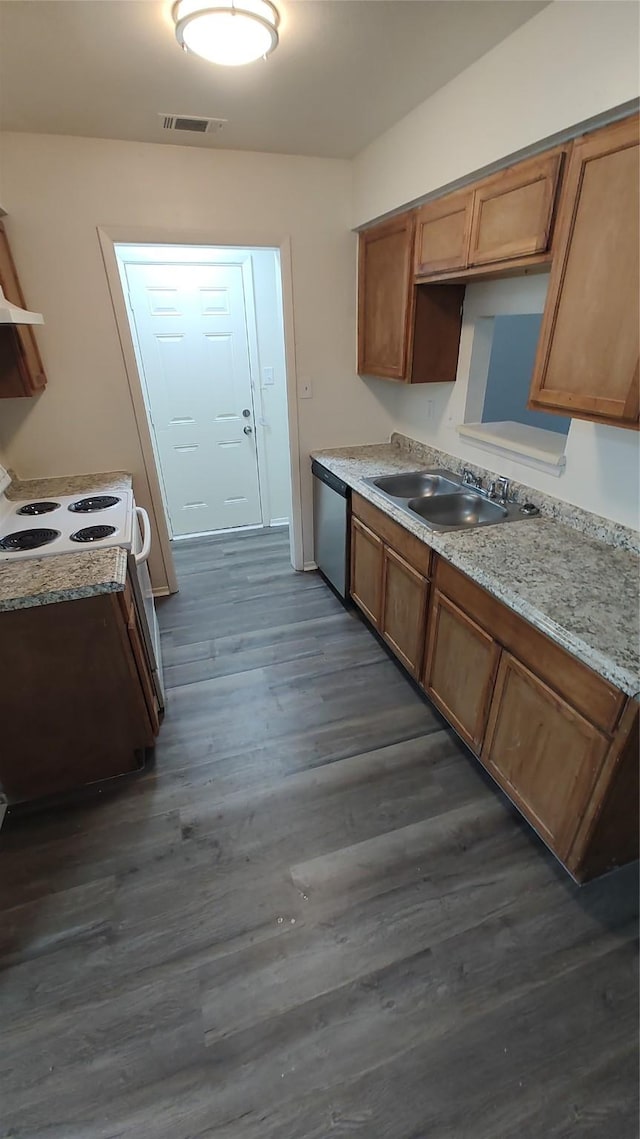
(5, 470), (132, 499)
(0, 470), (132, 611)
(0, 547), (128, 612)
(311, 443), (640, 698)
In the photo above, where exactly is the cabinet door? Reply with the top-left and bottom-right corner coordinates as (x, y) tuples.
(414, 189), (473, 277)
(423, 590), (500, 753)
(0, 222), (46, 397)
(358, 213), (415, 380)
(381, 546), (428, 677)
(482, 654), (609, 860)
(350, 517), (384, 628)
(468, 151), (562, 266)
(528, 115), (639, 427)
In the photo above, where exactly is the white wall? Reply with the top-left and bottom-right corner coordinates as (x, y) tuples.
(352, 0), (640, 530)
(0, 132), (397, 585)
(353, 1), (640, 225)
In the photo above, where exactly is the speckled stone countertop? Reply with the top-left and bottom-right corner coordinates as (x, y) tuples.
(5, 470), (132, 499)
(0, 547), (128, 612)
(311, 442), (640, 697)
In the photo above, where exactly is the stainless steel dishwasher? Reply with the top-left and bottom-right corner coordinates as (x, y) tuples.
(312, 460), (350, 598)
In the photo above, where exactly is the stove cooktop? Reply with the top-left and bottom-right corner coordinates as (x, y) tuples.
(0, 489), (134, 560)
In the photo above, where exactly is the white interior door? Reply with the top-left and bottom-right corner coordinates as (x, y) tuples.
(124, 261), (263, 537)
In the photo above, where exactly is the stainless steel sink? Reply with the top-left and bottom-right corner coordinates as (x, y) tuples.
(372, 470), (460, 499)
(362, 468), (538, 533)
(408, 492), (508, 527)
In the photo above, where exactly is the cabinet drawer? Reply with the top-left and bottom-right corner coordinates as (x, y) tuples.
(433, 558), (624, 734)
(468, 151), (563, 266)
(482, 654), (609, 860)
(352, 493), (431, 577)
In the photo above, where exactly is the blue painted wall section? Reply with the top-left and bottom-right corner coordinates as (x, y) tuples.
(482, 314), (570, 435)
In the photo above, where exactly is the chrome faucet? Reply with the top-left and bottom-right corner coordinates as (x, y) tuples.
(461, 467), (483, 490)
(488, 476), (511, 503)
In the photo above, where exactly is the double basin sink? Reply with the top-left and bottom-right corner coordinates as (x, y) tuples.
(362, 469), (537, 533)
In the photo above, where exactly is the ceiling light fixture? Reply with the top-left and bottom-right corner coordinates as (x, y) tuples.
(173, 0), (280, 67)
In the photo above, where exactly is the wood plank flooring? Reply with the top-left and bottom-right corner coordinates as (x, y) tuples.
(0, 527), (637, 1139)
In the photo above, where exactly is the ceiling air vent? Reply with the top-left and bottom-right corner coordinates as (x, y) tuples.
(160, 114), (227, 134)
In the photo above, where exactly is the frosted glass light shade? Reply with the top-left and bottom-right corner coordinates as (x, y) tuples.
(173, 0), (280, 66)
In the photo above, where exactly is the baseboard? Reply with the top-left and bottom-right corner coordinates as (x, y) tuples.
(303, 560), (318, 571)
(153, 586), (171, 598)
(270, 517), (289, 528)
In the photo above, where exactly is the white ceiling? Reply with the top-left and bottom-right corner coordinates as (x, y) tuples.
(0, 0), (547, 159)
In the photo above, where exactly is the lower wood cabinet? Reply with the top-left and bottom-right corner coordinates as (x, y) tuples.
(482, 654), (608, 860)
(346, 492), (637, 881)
(423, 590), (500, 753)
(381, 546), (428, 678)
(350, 515), (383, 628)
(0, 568), (160, 803)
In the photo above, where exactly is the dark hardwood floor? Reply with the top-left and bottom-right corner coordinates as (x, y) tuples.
(1, 527), (638, 1139)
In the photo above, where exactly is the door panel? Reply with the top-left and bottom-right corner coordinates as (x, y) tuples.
(358, 213), (415, 379)
(125, 261), (262, 536)
(350, 517), (383, 628)
(414, 190), (473, 277)
(423, 590), (500, 753)
(381, 546), (428, 677)
(528, 116), (640, 425)
(468, 152), (562, 266)
(482, 654), (609, 859)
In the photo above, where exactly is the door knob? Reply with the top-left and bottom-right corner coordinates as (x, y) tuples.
(243, 425), (253, 435)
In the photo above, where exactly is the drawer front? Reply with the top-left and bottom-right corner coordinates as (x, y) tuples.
(433, 558), (624, 734)
(352, 493), (431, 577)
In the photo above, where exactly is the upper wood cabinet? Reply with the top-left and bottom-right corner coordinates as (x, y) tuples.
(467, 151), (563, 267)
(482, 654), (609, 861)
(357, 212), (464, 384)
(0, 221), (47, 399)
(414, 152), (563, 281)
(358, 212), (415, 380)
(414, 189), (473, 277)
(528, 115), (639, 428)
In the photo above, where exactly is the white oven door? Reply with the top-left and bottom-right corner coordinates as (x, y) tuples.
(132, 505), (165, 708)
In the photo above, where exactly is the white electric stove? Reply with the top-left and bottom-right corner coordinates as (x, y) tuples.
(0, 467), (134, 560)
(0, 464), (164, 709)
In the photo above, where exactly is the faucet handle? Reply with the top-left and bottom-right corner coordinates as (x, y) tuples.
(462, 467), (482, 488)
(496, 476), (510, 502)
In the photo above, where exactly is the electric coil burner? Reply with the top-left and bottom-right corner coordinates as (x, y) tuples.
(17, 501), (61, 516)
(0, 528), (61, 552)
(70, 525), (117, 543)
(68, 495), (121, 513)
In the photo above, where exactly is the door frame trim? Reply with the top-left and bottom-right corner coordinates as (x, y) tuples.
(98, 226), (304, 591)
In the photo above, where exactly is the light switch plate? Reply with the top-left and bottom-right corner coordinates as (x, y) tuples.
(263, 367), (274, 386)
